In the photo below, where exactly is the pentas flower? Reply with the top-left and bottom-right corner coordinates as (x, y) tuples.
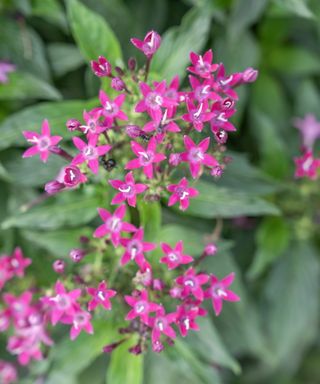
(204, 273), (240, 316)
(124, 290), (160, 324)
(167, 177), (199, 211)
(6, 247), (31, 278)
(91, 56), (112, 77)
(187, 49), (218, 79)
(80, 109), (106, 138)
(56, 164), (87, 188)
(93, 204), (136, 246)
(131, 30), (161, 58)
(22, 119), (62, 163)
(45, 281), (81, 325)
(126, 137), (166, 179)
(160, 240), (193, 270)
(188, 75), (219, 103)
(135, 81), (176, 121)
(87, 281), (116, 311)
(0, 256), (13, 290)
(0, 360), (17, 384)
(98, 91), (128, 125)
(120, 228), (156, 268)
(164, 75), (181, 117)
(148, 306), (176, 350)
(0, 61), (16, 83)
(293, 114), (320, 149)
(181, 136), (218, 179)
(69, 309), (93, 340)
(3, 292), (33, 322)
(72, 136), (111, 174)
(175, 300), (207, 337)
(182, 100), (213, 132)
(210, 101), (237, 133)
(213, 64), (242, 99)
(143, 109), (181, 143)
(109, 171), (148, 207)
(175, 268), (209, 301)
(294, 150), (320, 180)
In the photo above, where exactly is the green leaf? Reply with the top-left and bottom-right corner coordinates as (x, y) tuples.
(0, 72), (61, 101)
(1, 190), (100, 230)
(269, 0), (315, 19)
(183, 180), (280, 219)
(294, 79), (320, 118)
(67, 0), (122, 63)
(31, 0), (68, 31)
(106, 338), (143, 384)
(0, 98), (98, 151)
(264, 241), (320, 368)
(248, 216), (291, 279)
(151, 7), (211, 79)
(21, 227), (92, 257)
(137, 200), (161, 242)
(48, 43), (85, 77)
(267, 47), (320, 75)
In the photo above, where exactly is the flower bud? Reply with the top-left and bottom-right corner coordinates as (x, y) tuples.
(103, 340), (124, 353)
(53, 259), (65, 274)
(204, 243), (217, 256)
(214, 129), (228, 144)
(91, 56), (112, 77)
(169, 153), (181, 167)
(128, 57), (136, 71)
(242, 67), (258, 83)
(63, 165), (84, 187)
(153, 279), (165, 291)
(69, 248), (86, 263)
(66, 119), (81, 132)
(128, 344), (142, 355)
(115, 66), (124, 77)
(126, 125), (142, 138)
(111, 77), (125, 91)
(44, 180), (64, 195)
(211, 166), (223, 178)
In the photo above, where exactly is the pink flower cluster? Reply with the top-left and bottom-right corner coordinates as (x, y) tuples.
(293, 114), (320, 180)
(15, 30), (257, 363)
(0, 248), (31, 290)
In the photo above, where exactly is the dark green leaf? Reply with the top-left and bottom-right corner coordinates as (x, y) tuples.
(31, 0), (68, 31)
(48, 43), (85, 77)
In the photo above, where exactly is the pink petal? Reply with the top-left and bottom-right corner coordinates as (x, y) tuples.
(131, 141), (145, 156)
(98, 208), (111, 221)
(73, 137), (86, 150)
(97, 145), (111, 156)
(198, 137), (210, 152)
(126, 158), (142, 169)
(22, 146), (39, 158)
(212, 298), (223, 316)
(144, 164), (153, 179)
(88, 159), (99, 174)
(111, 193), (126, 205)
(41, 119), (51, 136)
(184, 135), (195, 150)
(221, 272), (235, 287)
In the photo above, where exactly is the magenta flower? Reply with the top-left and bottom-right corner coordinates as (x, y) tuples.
(175, 300), (207, 337)
(46, 281), (81, 325)
(22, 120), (62, 163)
(182, 100), (214, 132)
(3, 291), (33, 321)
(187, 49), (218, 79)
(294, 150), (320, 180)
(135, 81), (176, 121)
(80, 109), (106, 138)
(93, 204), (136, 246)
(160, 240), (193, 270)
(120, 228), (156, 269)
(7, 247), (31, 278)
(0, 360), (17, 384)
(90, 56), (112, 77)
(148, 306), (176, 349)
(109, 171), (148, 207)
(210, 101), (237, 133)
(293, 114), (320, 149)
(181, 136), (218, 179)
(124, 290), (160, 324)
(167, 177), (199, 211)
(188, 75), (219, 103)
(164, 75), (181, 117)
(56, 164), (87, 187)
(213, 64), (242, 99)
(98, 90), (128, 125)
(87, 281), (117, 311)
(72, 136), (111, 174)
(204, 273), (240, 316)
(175, 268), (209, 301)
(69, 309), (94, 340)
(0, 256), (13, 290)
(131, 30), (161, 58)
(0, 61), (16, 83)
(143, 109), (180, 143)
(126, 137), (166, 179)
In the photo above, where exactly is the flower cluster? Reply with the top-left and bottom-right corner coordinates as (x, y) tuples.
(293, 114), (320, 180)
(0, 248), (31, 290)
(0, 29), (258, 377)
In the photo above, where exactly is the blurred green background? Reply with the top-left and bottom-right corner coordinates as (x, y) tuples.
(0, 0), (320, 383)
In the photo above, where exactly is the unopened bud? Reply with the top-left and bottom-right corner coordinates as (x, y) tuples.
(69, 248), (86, 263)
(128, 57), (136, 71)
(126, 125), (142, 138)
(111, 77), (125, 91)
(66, 119), (81, 131)
(44, 180), (64, 195)
(53, 259), (65, 274)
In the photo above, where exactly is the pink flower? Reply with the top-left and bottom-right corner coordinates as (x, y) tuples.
(126, 137), (166, 179)
(175, 300), (207, 337)
(148, 306), (176, 350)
(204, 243), (217, 256)
(3, 291), (33, 321)
(187, 49), (218, 79)
(80, 109), (106, 138)
(109, 171), (148, 207)
(182, 100), (213, 132)
(57, 164), (87, 187)
(241, 67), (258, 83)
(120, 228), (156, 268)
(0, 360), (17, 383)
(188, 75), (219, 103)
(175, 268), (209, 301)
(124, 290), (160, 324)
(22, 120), (62, 163)
(181, 136), (218, 179)
(204, 273), (240, 316)
(294, 150), (320, 180)
(143, 109), (180, 143)
(164, 75), (181, 117)
(160, 240), (193, 270)
(213, 64), (242, 99)
(0, 61), (16, 83)
(167, 177), (198, 211)
(131, 30), (161, 58)
(98, 91), (128, 125)
(135, 81), (176, 121)
(0, 256), (13, 290)
(87, 281), (117, 311)
(72, 136), (111, 174)
(293, 114), (320, 149)
(91, 56), (112, 77)
(45, 281), (81, 325)
(69, 309), (94, 340)
(93, 204), (136, 246)
(210, 101), (237, 133)
(7, 247), (31, 278)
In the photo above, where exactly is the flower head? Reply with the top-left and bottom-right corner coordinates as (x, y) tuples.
(131, 31), (161, 58)
(187, 49), (218, 79)
(91, 56), (112, 77)
(175, 268), (209, 301)
(124, 290), (160, 324)
(98, 91), (128, 125)
(294, 150), (320, 180)
(160, 240), (193, 270)
(87, 281), (117, 311)
(167, 177), (198, 211)
(148, 306), (176, 350)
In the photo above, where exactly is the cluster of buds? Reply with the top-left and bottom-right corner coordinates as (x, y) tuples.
(1, 29), (259, 376)
(293, 114), (320, 179)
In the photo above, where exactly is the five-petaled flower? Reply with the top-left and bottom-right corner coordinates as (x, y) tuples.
(98, 91), (128, 126)
(131, 30), (161, 58)
(148, 306), (176, 350)
(175, 268), (209, 301)
(187, 49), (218, 79)
(167, 177), (198, 211)
(87, 281), (117, 311)
(124, 290), (160, 324)
(160, 240), (193, 270)
(294, 150), (320, 180)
